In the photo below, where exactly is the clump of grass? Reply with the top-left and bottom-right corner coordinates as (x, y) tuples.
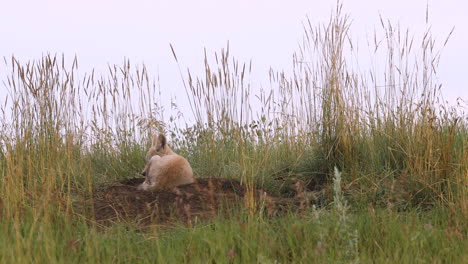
(332, 166), (359, 263)
(168, 2), (467, 212)
(0, 55), (164, 220)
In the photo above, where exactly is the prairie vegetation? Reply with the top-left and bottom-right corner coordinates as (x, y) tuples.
(0, 5), (466, 263)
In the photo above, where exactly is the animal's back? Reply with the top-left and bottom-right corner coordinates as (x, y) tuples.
(153, 154), (194, 189)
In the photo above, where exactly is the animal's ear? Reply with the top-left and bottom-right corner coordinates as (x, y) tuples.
(157, 134), (167, 150)
(151, 133), (158, 147)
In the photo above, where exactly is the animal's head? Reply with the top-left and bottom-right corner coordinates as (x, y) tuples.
(145, 134), (173, 161)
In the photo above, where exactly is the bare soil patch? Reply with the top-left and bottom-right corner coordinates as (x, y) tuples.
(92, 177), (324, 228)
(93, 178), (264, 227)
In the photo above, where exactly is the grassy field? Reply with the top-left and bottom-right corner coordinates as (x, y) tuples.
(0, 5), (467, 263)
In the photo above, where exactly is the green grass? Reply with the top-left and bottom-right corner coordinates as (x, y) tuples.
(0, 205), (465, 263)
(1, 3), (467, 263)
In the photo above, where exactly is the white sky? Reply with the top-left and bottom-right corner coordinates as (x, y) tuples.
(1, 0), (467, 121)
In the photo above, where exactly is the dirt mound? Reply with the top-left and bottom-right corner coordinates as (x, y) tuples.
(93, 178), (262, 227)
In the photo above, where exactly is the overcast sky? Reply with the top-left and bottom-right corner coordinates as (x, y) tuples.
(1, 0), (467, 119)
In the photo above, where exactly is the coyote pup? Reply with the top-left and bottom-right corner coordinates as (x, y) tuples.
(137, 134), (194, 191)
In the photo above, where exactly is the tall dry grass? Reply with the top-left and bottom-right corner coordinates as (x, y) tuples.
(167, 4), (466, 212)
(0, 55), (164, 220)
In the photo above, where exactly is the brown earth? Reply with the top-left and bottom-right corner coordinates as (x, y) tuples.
(92, 177), (324, 228)
(93, 178), (270, 227)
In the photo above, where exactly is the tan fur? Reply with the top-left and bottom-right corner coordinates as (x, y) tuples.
(137, 134), (194, 191)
